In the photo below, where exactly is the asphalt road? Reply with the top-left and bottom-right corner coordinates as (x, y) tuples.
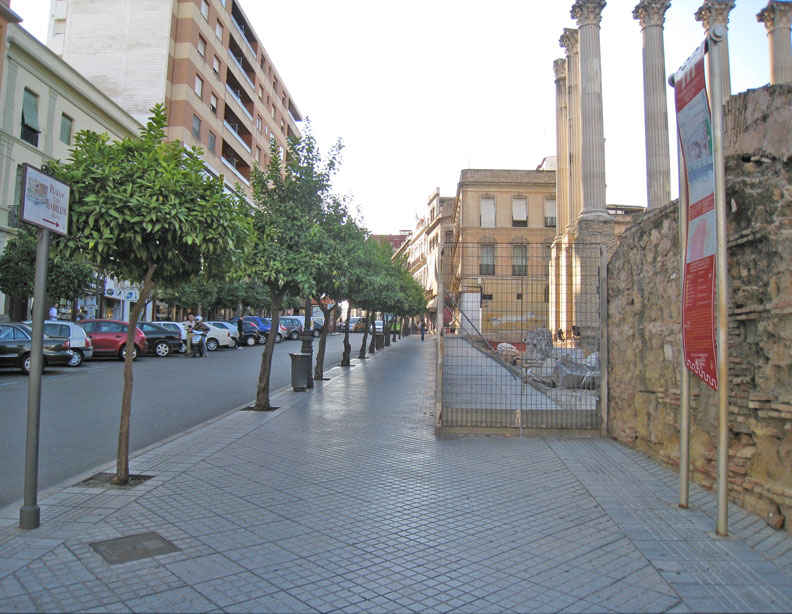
(0, 332), (366, 509)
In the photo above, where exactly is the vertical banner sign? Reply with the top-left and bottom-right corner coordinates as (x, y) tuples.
(674, 44), (717, 390)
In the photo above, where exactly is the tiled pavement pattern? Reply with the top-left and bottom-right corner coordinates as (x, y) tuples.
(1, 337), (791, 613)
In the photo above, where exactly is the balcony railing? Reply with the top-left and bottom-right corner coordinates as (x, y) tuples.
(223, 120), (252, 153)
(221, 156), (249, 186)
(224, 84), (253, 121)
(231, 14), (257, 58)
(229, 53), (255, 90)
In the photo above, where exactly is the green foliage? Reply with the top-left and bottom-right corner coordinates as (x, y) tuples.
(48, 104), (250, 286)
(0, 230), (94, 302)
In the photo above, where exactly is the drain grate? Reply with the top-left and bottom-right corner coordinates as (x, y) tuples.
(89, 532), (180, 564)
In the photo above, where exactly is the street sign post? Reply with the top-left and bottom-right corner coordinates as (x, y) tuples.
(19, 165), (70, 530)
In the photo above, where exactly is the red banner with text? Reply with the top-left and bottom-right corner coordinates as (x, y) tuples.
(675, 43), (718, 391)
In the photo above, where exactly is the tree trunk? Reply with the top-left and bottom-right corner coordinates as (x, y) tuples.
(313, 300), (332, 381)
(341, 309), (352, 366)
(384, 318), (391, 347)
(254, 288), (286, 410)
(358, 309), (371, 359)
(112, 263), (156, 485)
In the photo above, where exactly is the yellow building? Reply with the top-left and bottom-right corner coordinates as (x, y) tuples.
(448, 168), (557, 343)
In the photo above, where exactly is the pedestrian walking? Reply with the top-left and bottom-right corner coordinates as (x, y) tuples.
(420, 320), (426, 341)
(236, 317), (245, 349)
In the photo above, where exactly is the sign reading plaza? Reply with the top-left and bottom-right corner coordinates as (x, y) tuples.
(20, 164), (70, 236)
(674, 43), (717, 391)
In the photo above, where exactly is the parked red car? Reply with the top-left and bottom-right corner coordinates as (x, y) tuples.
(77, 319), (148, 360)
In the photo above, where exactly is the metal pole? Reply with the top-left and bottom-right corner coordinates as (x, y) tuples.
(709, 24), (730, 537)
(599, 245), (608, 435)
(300, 295), (313, 388)
(435, 245), (444, 436)
(676, 133), (691, 509)
(20, 228), (50, 529)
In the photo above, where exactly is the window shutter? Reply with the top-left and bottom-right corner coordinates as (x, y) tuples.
(22, 89), (40, 132)
(512, 198), (527, 221)
(480, 197), (495, 227)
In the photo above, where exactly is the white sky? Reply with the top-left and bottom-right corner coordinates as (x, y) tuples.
(13, 0), (770, 234)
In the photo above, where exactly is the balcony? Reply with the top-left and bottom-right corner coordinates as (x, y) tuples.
(221, 139), (250, 186)
(223, 106), (252, 153)
(224, 72), (253, 121)
(230, 3), (258, 57)
(228, 37), (255, 91)
(231, 13), (256, 58)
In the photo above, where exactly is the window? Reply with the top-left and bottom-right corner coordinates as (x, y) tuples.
(479, 245), (495, 276)
(59, 114), (73, 145)
(212, 56), (220, 74)
(194, 75), (203, 98)
(480, 197), (495, 228)
(272, 77), (278, 91)
(544, 198), (557, 228)
(512, 245), (528, 276)
(210, 93), (217, 114)
(258, 85), (263, 100)
(21, 88), (40, 147)
(255, 115), (262, 132)
(255, 146), (261, 162)
(445, 230), (453, 244)
(220, 0), (226, 6)
(192, 114), (201, 139)
(215, 21), (223, 41)
(197, 36), (206, 57)
(271, 104), (276, 118)
(200, 0), (209, 20)
(208, 131), (216, 153)
(260, 56), (265, 70)
(512, 197), (527, 227)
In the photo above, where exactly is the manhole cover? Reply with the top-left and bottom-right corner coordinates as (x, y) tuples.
(89, 532), (180, 564)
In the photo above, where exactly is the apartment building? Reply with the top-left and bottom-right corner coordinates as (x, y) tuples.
(0, 21), (142, 317)
(47, 0), (302, 196)
(393, 188), (454, 319)
(447, 169), (557, 340)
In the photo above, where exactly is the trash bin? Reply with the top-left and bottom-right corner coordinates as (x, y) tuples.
(375, 333), (385, 350)
(290, 353), (311, 391)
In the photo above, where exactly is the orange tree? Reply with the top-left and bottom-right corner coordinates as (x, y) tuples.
(49, 104), (250, 483)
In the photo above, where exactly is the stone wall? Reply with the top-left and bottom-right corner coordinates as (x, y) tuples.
(607, 152), (792, 534)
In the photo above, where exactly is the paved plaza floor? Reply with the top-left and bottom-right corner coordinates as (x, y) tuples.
(1, 336), (791, 613)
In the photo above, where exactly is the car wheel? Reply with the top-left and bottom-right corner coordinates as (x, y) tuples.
(154, 341), (170, 357)
(257, 334), (267, 345)
(206, 338), (219, 351)
(68, 349), (84, 367)
(312, 329), (320, 338)
(179, 342), (187, 354)
(245, 335), (256, 346)
(289, 331), (299, 340)
(21, 353), (31, 375)
(274, 333), (282, 343)
(120, 345), (138, 361)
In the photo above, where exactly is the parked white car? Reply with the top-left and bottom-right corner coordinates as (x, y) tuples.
(26, 320), (93, 367)
(207, 321), (239, 346)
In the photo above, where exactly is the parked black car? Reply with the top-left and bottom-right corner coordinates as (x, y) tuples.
(0, 322), (73, 375)
(137, 322), (183, 357)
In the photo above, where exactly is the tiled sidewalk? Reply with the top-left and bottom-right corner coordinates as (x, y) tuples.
(1, 336), (791, 613)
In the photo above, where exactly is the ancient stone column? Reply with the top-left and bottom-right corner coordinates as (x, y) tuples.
(571, 0), (610, 219)
(634, 0), (671, 209)
(695, 0), (735, 100)
(757, 1), (792, 85)
(560, 28), (583, 227)
(554, 58), (570, 234)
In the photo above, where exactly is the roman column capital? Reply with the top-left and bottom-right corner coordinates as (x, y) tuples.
(694, 0), (735, 31)
(554, 58), (567, 81)
(559, 28), (579, 56)
(633, 0), (671, 29)
(571, 0), (607, 27)
(757, 1), (792, 32)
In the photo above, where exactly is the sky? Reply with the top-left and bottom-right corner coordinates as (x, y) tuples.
(13, 0), (771, 234)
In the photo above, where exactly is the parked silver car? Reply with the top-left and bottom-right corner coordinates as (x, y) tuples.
(26, 320), (93, 367)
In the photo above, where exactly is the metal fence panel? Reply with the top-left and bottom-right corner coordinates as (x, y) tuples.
(440, 242), (602, 432)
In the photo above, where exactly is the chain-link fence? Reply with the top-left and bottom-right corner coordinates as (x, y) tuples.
(439, 242), (604, 432)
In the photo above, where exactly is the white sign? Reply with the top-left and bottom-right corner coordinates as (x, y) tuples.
(20, 164), (70, 236)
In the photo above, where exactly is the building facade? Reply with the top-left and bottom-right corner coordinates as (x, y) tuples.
(47, 0), (302, 196)
(0, 22), (142, 317)
(447, 169), (557, 341)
